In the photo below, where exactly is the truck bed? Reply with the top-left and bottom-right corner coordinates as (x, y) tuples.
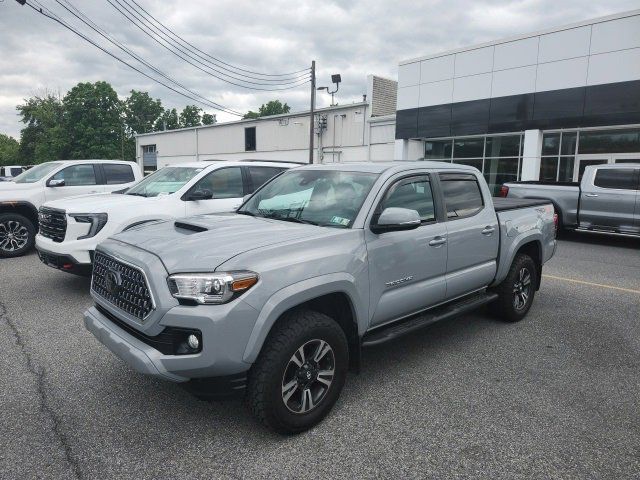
(492, 197), (552, 212)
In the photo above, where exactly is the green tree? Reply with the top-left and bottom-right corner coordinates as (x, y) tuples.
(201, 112), (216, 125)
(179, 105), (202, 127)
(16, 93), (66, 163)
(0, 134), (20, 166)
(122, 90), (164, 161)
(154, 108), (179, 131)
(62, 81), (123, 159)
(243, 100), (290, 119)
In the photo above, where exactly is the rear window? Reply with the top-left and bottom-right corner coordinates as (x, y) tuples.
(439, 173), (484, 219)
(104, 164), (135, 184)
(248, 166), (285, 192)
(593, 168), (637, 190)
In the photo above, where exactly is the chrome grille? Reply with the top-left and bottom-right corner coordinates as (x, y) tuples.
(38, 207), (67, 242)
(91, 251), (154, 321)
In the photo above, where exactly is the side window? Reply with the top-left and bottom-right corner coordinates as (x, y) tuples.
(194, 167), (244, 199)
(379, 176), (436, 223)
(245, 127), (256, 151)
(247, 166), (285, 193)
(103, 164), (135, 184)
(439, 173), (484, 219)
(10, 167), (23, 176)
(51, 164), (97, 186)
(593, 168), (637, 190)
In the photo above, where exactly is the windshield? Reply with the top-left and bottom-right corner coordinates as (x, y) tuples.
(239, 169), (379, 228)
(125, 167), (203, 197)
(13, 163), (62, 183)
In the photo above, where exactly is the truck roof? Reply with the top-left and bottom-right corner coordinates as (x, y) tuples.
(297, 161), (478, 174)
(164, 160), (301, 169)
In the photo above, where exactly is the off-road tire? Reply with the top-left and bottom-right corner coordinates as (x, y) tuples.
(0, 213), (36, 258)
(247, 309), (348, 434)
(491, 253), (537, 322)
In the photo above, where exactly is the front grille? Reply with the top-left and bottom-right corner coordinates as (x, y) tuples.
(91, 251), (154, 321)
(38, 207), (67, 242)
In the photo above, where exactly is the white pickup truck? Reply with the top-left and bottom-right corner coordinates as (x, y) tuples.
(0, 160), (142, 258)
(36, 160), (295, 275)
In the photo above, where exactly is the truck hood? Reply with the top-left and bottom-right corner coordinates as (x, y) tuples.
(0, 182), (39, 197)
(110, 213), (343, 273)
(43, 192), (151, 212)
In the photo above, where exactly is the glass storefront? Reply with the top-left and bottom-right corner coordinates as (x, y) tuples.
(424, 134), (523, 195)
(540, 127), (640, 182)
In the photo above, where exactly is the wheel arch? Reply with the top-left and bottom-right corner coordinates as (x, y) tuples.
(242, 275), (365, 372)
(514, 240), (543, 290)
(0, 201), (39, 228)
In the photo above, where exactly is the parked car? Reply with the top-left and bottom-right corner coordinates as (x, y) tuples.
(36, 161), (295, 275)
(0, 160), (142, 258)
(83, 161), (556, 433)
(0, 165), (26, 182)
(501, 163), (640, 236)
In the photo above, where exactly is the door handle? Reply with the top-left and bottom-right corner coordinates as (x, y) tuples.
(429, 237), (447, 247)
(481, 226), (495, 235)
(585, 193), (598, 197)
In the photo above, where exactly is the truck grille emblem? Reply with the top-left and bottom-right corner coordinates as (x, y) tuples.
(105, 269), (123, 296)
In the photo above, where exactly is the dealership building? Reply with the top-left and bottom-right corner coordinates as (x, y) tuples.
(394, 9), (640, 193)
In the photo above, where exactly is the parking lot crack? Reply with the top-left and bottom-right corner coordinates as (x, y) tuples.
(0, 300), (84, 480)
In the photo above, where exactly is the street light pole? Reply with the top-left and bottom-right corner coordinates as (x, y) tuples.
(309, 60), (316, 164)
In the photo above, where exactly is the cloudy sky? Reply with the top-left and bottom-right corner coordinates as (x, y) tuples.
(0, 0), (638, 139)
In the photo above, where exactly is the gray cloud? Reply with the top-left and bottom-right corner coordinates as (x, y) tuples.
(0, 0), (637, 139)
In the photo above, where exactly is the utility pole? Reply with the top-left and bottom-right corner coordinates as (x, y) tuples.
(309, 60), (316, 164)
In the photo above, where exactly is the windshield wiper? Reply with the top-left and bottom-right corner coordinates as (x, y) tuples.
(236, 210), (255, 217)
(263, 215), (318, 226)
(126, 192), (147, 197)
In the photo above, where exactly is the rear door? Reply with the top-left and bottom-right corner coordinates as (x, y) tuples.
(579, 167), (639, 234)
(44, 164), (104, 201)
(438, 172), (499, 300)
(365, 173), (448, 327)
(101, 163), (137, 191)
(184, 166), (246, 216)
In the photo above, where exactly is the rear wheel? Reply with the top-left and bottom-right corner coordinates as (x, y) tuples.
(491, 253), (536, 322)
(0, 213), (35, 258)
(247, 309), (348, 434)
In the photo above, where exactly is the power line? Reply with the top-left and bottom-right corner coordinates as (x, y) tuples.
(54, 0), (245, 114)
(115, 0), (310, 83)
(25, 0), (243, 116)
(106, 0), (311, 90)
(125, 0), (310, 79)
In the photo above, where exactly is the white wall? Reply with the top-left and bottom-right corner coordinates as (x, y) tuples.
(136, 104), (397, 168)
(397, 10), (640, 109)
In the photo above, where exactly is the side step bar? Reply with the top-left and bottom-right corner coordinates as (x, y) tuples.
(361, 291), (498, 347)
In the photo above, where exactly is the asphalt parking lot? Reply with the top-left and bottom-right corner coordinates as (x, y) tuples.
(1, 232), (639, 479)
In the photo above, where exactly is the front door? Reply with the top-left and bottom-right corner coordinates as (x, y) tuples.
(438, 172), (499, 300)
(365, 174), (447, 328)
(44, 164), (104, 202)
(184, 166), (246, 216)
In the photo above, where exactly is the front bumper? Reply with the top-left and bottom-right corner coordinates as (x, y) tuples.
(36, 232), (97, 266)
(36, 247), (92, 276)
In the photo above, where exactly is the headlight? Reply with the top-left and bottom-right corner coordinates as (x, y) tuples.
(167, 271), (259, 304)
(69, 213), (108, 239)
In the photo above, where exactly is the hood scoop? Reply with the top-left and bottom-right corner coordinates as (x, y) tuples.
(174, 221), (209, 233)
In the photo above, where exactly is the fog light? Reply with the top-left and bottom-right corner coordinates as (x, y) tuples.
(187, 334), (200, 350)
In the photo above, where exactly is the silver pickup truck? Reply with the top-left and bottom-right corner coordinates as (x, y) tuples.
(502, 163), (640, 236)
(83, 162), (556, 433)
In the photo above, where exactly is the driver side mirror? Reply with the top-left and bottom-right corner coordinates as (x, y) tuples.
(47, 178), (65, 187)
(371, 207), (421, 234)
(187, 189), (213, 201)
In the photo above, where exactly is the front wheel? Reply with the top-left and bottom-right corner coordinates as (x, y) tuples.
(247, 309), (348, 434)
(0, 213), (36, 258)
(491, 253), (537, 322)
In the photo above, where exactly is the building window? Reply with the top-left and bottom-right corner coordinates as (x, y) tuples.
(142, 144), (157, 173)
(578, 128), (640, 154)
(540, 131), (576, 182)
(425, 134), (523, 195)
(245, 127), (256, 151)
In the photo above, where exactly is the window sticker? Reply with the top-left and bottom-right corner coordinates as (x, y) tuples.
(330, 216), (350, 226)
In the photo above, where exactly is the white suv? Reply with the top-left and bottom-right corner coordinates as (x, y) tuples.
(0, 160), (142, 258)
(35, 160), (295, 275)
